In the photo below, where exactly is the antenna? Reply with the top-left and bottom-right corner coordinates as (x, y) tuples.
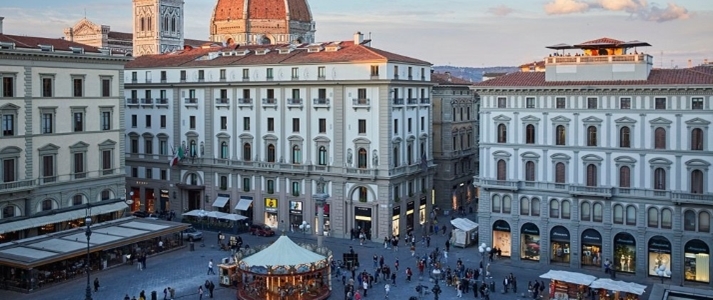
(84, 8), (87, 19)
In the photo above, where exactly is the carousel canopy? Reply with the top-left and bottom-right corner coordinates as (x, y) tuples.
(242, 235), (326, 267)
(589, 278), (646, 295)
(539, 270), (596, 285)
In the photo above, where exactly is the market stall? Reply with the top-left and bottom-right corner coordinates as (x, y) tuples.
(235, 235), (332, 300)
(589, 278), (646, 300)
(449, 218), (478, 248)
(540, 270), (596, 300)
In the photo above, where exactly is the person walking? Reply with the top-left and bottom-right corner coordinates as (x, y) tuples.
(362, 280), (368, 296)
(93, 277), (100, 292)
(384, 283), (390, 299)
(405, 267), (412, 282)
(207, 280), (215, 298)
(198, 286), (204, 300)
(124, 294), (130, 300)
(158, 239), (164, 252)
(207, 259), (215, 275)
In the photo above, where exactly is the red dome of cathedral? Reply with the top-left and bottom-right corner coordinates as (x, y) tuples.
(212, 0), (312, 23)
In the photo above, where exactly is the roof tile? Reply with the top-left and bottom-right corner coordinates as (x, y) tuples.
(0, 34), (102, 53)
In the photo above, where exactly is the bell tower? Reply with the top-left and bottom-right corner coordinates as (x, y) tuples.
(132, 0), (184, 57)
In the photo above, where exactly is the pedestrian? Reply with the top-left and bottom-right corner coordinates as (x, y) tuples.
(384, 283), (390, 298)
(158, 239), (164, 252)
(391, 272), (396, 285)
(93, 277), (100, 292)
(383, 236), (389, 249)
(198, 285), (203, 300)
(163, 287), (169, 300)
(457, 281), (463, 298)
(445, 240), (450, 252)
(139, 290), (146, 300)
(426, 235), (431, 247)
(362, 280), (368, 296)
(207, 259), (215, 275)
(124, 294), (130, 300)
(485, 263), (491, 279)
(208, 280), (215, 298)
(394, 259), (399, 271)
(406, 267), (412, 282)
(354, 290), (361, 300)
(503, 276), (509, 293)
(169, 287), (176, 300)
(141, 254), (147, 270)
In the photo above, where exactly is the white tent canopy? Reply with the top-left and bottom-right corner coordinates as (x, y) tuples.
(242, 235), (326, 267)
(182, 210), (204, 217)
(589, 278), (646, 295)
(216, 213), (247, 221)
(450, 218), (479, 231)
(539, 270), (596, 286)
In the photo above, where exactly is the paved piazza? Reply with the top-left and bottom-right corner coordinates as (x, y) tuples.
(1, 214), (665, 300)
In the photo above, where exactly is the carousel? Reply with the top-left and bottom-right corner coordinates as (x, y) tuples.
(235, 235), (332, 300)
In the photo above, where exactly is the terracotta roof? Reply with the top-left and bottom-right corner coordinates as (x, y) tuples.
(0, 34), (102, 53)
(578, 37), (624, 45)
(184, 39), (214, 47)
(431, 72), (471, 85)
(108, 31), (132, 40)
(518, 61), (545, 68)
(212, 0), (312, 23)
(126, 41), (431, 69)
(473, 67), (713, 88)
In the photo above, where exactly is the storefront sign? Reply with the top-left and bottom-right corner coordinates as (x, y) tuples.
(420, 195), (427, 205)
(685, 239), (710, 254)
(614, 232), (636, 246)
(581, 229), (602, 245)
(392, 206), (401, 216)
(648, 236), (671, 254)
(289, 201), (302, 215)
(264, 198), (278, 212)
(550, 226), (570, 242)
(407, 201), (415, 212)
(160, 189), (169, 199)
(492, 220), (511, 232)
(355, 206), (372, 221)
(521, 223), (540, 235)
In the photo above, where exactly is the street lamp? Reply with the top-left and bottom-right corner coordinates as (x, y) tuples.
(84, 210), (92, 300)
(313, 193), (329, 248)
(655, 264), (671, 283)
(298, 221), (311, 237)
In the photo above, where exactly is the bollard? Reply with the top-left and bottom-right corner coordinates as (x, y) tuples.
(190, 241), (195, 251)
(151, 290), (157, 300)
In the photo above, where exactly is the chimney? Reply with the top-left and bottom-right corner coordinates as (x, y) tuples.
(0, 17), (4, 35)
(688, 59), (692, 68)
(353, 31), (363, 45)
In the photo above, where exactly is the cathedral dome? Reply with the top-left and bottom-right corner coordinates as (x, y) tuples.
(212, 0), (312, 23)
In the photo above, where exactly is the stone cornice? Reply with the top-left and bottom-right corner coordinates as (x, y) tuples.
(472, 86), (713, 94)
(0, 50), (130, 65)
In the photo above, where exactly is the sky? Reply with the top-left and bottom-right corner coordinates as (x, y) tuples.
(1, 0), (711, 67)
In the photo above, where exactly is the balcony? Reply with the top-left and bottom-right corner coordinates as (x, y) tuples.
(370, 74), (379, 80)
(407, 98), (418, 104)
(346, 168), (378, 178)
(420, 98), (431, 104)
(389, 164), (424, 177)
(473, 177), (519, 191)
(0, 179), (35, 192)
(545, 54), (653, 65)
(287, 98), (303, 109)
(672, 192), (713, 206)
(261, 98), (277, 109)
(215, 98), (230, 109)
(126, 98), (139, 107)
(237, 98), (253, 108)
(392, 98), (404, 105)
(313, 98), (330, 109)
(352, 98), (370, 111)
(140, 98), (153, 108)
(184, 98), (198, 108)
(155, 98), (169, 108)
(569, 185), (612, 198)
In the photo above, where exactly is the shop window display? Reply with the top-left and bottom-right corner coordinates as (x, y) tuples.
(521, 222), (540, 261)
(647, 236), (671, 278)
(550, 226), (570, 263)
(613, 232), (636, 274)
(684, 239), (710, 283)
(491, 220), (511, 257)
(581, 229), (602, 267)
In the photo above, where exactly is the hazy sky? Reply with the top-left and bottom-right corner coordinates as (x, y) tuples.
(1, 0), (711, 67)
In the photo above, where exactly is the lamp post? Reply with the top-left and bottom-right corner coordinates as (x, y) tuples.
(84, 210), (92, 300)
(298, 221), (311, 237)
(313, 193), (329, 248)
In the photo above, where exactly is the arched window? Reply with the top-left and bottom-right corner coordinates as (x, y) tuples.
(520, 198), (529, 215)
(691, 128), (703, 150)
(163, 16), (169, 31)
(491, 195), (501, 213)
(220, 175), (228, 190)
(661, 208), (672, 229)
(586, 164), (598, 187)
(525, 161), (535, 182)
(593, 202), (603, 222)
(292, 145), (301, 164)
(555, 162), (566, 183)
(393, 147), (399, 167)
(581, 202), (591, 221)
(267, 144), (276, 162)
(147, 16), (152, 31)
(691, 170), (704, 194)
(531, 198), (541, 216)
(2, 205), (16, 218)
(359, 186), (368, 202)
(613, 204), (624, 224)
(555, 125), (566, 145)
(502, 196), (512, 214)
(497, 124), (507, 143)
(561, 200), (571, 219)
(525, 124), (535, 144)
(171, 17), (176, 32)
(496, 159), (507, 181)
(318, 146), (327, 165)
(619, 166), (631, 188)
(684, 210), (696, 231)
(243, 143), (251, 161)
(72, 194), (84, 206)
(140, 17), (145, 31)
(654, 168), (666, 190)
(587, 126), (598, 146)
(654, 127), (666, 149)
(220, 141), (228, 159)
(549, 199), (559, 218)
(626, 205), (636, 225)
(407, 144), (413, 165)
(189, 140), (197, 157)
(619, 126), (630, 148)
(699, 211), (710, 232)
(357, 148), (367, 168)
(42, 199), (53, 211)
(647, 207), (659, 228)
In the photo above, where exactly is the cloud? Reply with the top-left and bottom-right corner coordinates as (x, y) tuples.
(543, 0), (691, 22)
(488, 5), (514, 16)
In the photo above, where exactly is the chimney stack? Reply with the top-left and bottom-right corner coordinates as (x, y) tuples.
(688, 59), (692, 68)
(0, 17), (4, 35)
(353, 31), (364, 45)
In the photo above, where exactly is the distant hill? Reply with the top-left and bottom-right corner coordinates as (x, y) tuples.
(433, 66), (518, 83)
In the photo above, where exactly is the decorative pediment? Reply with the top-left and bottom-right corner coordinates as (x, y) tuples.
(287, 135), (304, 142)
(420, 133), (428, 140)
(99, 139), (116, 147)
(38, 143), (60, 152)
(71, 19), (102, 36)
(649, 117), (672, 125)
(406, 135), (416, 142)
(142, 132), (154, 138)
(239, 133), (254, 140)
(685, 159), (710, 167)
(262, 134), (278, 141)
(216, 133), (231, 139)
(69, 141), (90, 150)
(392, 137), (403, 144)
(582, 116), (603, 123)
(520, 151), (541, 159)
(156, 133), (169, 139)
(352, 137), (371, 144)
(313, 136), (331, 143)
(550, 115), (571, 123)
(685, 118), (711, 126)
(614, 116), (637, 124)
(0, 146), (22, 155)
(492, 114), (512, 122)
(581, 154), (603, 162)
(0, 103), (20, 111)
(649, 157), (673, 165)
(520, 115), (541, 122)
(185, 131), (199, 138)
(127, 132), (139, 138)
(492, 150), (512, 158)
(550, 153), (571, 160)
(614, 156), (637, 164)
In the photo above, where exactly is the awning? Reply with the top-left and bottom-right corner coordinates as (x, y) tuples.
(235, 199), (253, 211)
(450, 218), (479, 232)
(539, 270), (596, 286)
(0, 202), (128, 234)
(212, 196), (230, 208)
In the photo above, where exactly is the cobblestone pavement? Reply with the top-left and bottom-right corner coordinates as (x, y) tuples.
(1, 213), (664, 300)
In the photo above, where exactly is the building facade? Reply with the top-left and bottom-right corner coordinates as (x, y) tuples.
(0, 23), (130, 242)
(124, 33), (435, 240)
(431, 72), (478, 213)
(474, 38), (713, 286)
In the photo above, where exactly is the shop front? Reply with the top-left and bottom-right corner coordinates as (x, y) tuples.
(289, 201), (303, 231)
(354, 207), (372, 240)
(130, 187), (141, 212)
(521, 222), (540, 261)
(613, 232), (637, 274)
(419, 196), (427, 225)
(406, 201), (415, 233)
(160, 189), (170, 212)
(144, 189), (155, 213)
(491, 220), (511, 258)
(235, 196), (254, 220)
(550, 226), (570, 263)
(684, 239), (710, 283)
(647, 235), (671, 278)
(391, 206), (400, 237)
(264, 198), (279, 228)
(581, 229), (602, 267)
(314, 203), (330, 235)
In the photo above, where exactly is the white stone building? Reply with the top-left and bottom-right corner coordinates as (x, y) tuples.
(473, 38), (713, 285)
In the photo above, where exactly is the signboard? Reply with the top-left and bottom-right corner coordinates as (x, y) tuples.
(289, 201), (302, 215)
(264, 198), (278, 212)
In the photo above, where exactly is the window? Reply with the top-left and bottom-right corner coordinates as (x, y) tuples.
(101, 110), (111, 130)
(218, 69), (226, 80)
(691, 97), (703, 110)
(132, 71), (138, 82)
(2, 76), (14, 97)
(243, 117), (250, 131)
(1, 112), (14, 136)
(502, 196), (511, 214)
(2, 158), (15, 183)
(130, 137), (139, 153)
(497, 97), (506, 108)
(291, 67), (299, 79)
(491, 195), (501, 213)
(266, 68), (273, 80)
(648, 207), (659, 228)
(267, 144), (276, 162)
(699, 211), (711, 232)
(243, 177), (251, 192)
(101, 78), (111, 97)
(145, 115), (151, 128)
(73, 109), (84, 132)
(620, 98), (631, 109)
(520, 198), (530, 215)
(684, 210), (696, 231)
(525, 124), (535, 144)
(619, 166), (631, 188)
(394, 119), (399, 134)
(217, 141), (227, 159)
(72, 78), (83, 97)
(145, 168), (153, 179)
(189, 140), (197, 157)
(655, 97), (666, 109)
(102, 149), (112, 174)
(220, 116), (227, 130)
(550, 199), (559, 218)
(581, 202), (591, 221)
(394, 66), (399, 79)
(654, 127), (666, 149)
(358, 119), (366, 134)
(496, 159), (506, 180)
(661, 208), (672, 229)
(267, 118), (274, 131)
(555, 125), (566, 145)
(291, 181), (300, 196)
(691, 128), (703, 150)
(71, 152), (85, 179)
(243, 143), (252, 161)
(586, 164), (597, 187)
(393, 146), (399, 167)
(619, 126), (630, 148)
(626, 206), (636, 225)
(531, 198), (540, 216)
(318, 66), (326, 79)
(555, 97), (566, 109)
(198, 70), (204, 81)
(159, 115), (166, 128)
(561, 200), (571, 219)
(2, 205), (16, 218)
(189, 116), (196, 129)
(360, 186), (368, 202)
(72, 195), (84, 206)
(613, 204), (624, 224)
(497, 124), (507, 143)
(358, 148), (367, 168)
(525, 161), (535, 181)
(144, 138), (153, 154)
(159, 140), (167, 155)
(266, 179), (275, 194)
(592, 202), (603, 222)
(525, 97), (535, 108)
(587, 97), (597, 109)
(42, 155), (55, 183)
(131, 167), (138, 177)
(131, 115), (137, 128)
(292, 118), (300, 132)
(42, 77), (53, 97)
(39, 111), (52, 134)
(586, 126), (597, 146)
(318, 146), (327, 165)
(180, 70), (186, 81)
(370, 65), (379, 76)
(242, 69), (249, 80)
(654, 167), (666, 190)
(555, 162), (566, 183)
(318, 119), (326, 133)
(690, 170), (704, 194)
(291, 145), (301, 164)
(421, 116), (425, 131)
(219, 175), (228, 190)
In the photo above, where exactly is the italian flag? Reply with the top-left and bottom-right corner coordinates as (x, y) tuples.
(169, 146), (184, 167)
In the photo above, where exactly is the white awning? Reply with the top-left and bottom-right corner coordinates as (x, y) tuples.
(235, 198), (253, 211)
(0, 202), (128, 234)
(212, 196), (230, 208)
(450, 218), (479, 232)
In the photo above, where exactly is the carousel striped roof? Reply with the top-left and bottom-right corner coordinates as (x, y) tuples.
(241, 235), (326, 267)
